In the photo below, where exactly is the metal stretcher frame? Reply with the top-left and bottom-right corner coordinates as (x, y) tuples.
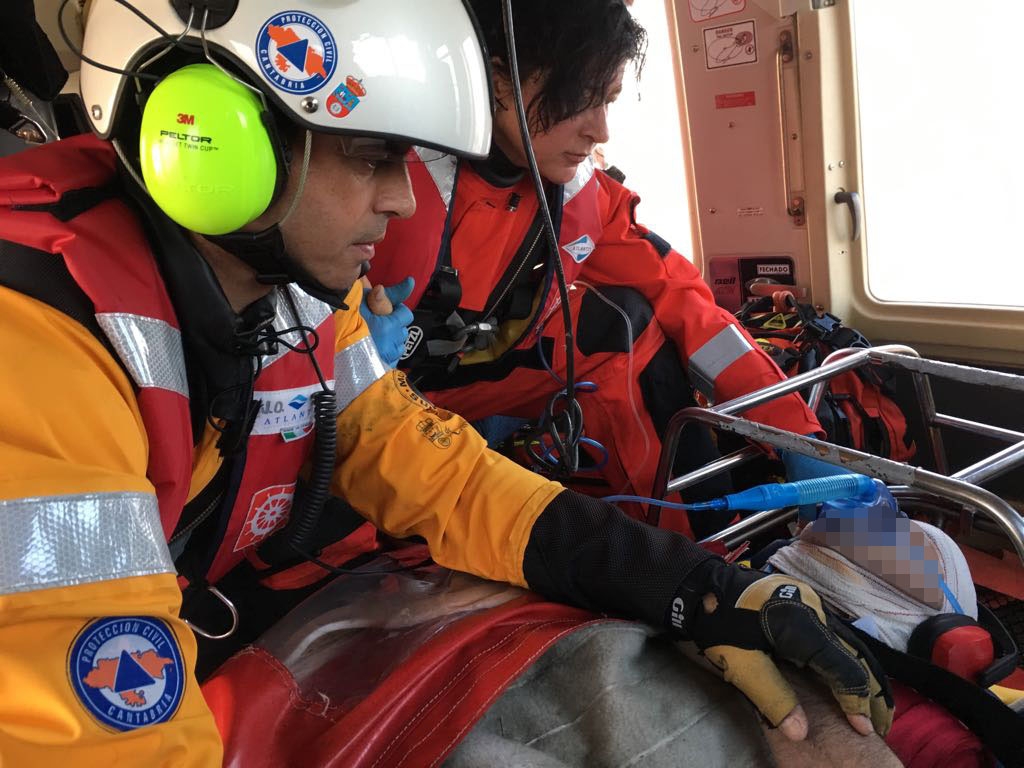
(651, 345), (1024, 561)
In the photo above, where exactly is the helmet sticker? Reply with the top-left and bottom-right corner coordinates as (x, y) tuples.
(327, 76), (367, 119)
(69, 617), (185, 732)
(256, 12), (338, 94)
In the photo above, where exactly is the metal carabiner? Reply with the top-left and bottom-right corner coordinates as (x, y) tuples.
(182, 585), (239, 640)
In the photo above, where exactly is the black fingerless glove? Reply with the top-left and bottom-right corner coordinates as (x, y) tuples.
(673, 558), (894, 734)
(522, 490), (715, 628)
(522, 491), (892, 735)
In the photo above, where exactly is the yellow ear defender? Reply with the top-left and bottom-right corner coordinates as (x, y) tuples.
(138, 63), (283, 235)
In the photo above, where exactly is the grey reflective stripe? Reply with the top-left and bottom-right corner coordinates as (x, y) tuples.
(563, 157), (596, 204)
(0, 492), (173, 595)
(262, 287), (334, 371)
(688, 325), (755, 399)
(333, 336), (387, 411)
(418, 149), (458, 209)
(96, 313), (188, 397)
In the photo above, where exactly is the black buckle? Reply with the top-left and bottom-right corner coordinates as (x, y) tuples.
(802, 310), (844, 340)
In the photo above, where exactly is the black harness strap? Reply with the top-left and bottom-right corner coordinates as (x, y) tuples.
(0, 200), (241, 586)
(0, 238), (116, 358)
(0, 236), (236, 575)
(855, 627), (1024, 767)
(12, 185), (117, 221)
(0, 0), (68, 101)
(406, 179), (564, 393)
(402, 160), (465, 368)
(0, 182), (118, 352)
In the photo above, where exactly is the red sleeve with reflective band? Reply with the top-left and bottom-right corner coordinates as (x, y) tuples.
(578, 176), (821, 436)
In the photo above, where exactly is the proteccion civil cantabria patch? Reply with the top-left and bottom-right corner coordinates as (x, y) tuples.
(68, 616), (185, 731)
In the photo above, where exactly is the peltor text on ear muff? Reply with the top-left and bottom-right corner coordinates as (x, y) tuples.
(138, 63), (280, 235)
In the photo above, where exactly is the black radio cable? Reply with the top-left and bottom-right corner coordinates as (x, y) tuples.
(501, 0), (583, 478)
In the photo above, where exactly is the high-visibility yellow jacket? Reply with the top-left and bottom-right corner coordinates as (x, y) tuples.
(0, 136), (564, 765)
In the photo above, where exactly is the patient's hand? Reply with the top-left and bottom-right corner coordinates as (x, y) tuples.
(760, 664), (901, 767)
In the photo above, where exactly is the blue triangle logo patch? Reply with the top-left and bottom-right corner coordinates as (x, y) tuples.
(113, 649), (156, 692)
(277, 39), (309, 72)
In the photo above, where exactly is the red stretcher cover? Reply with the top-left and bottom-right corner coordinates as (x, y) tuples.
(201, 562), (609, 768)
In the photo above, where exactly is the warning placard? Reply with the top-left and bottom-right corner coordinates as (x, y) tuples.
(715, 91), (756, 109)
(704, 20), (757, 70)
(688, 0), (747, 24)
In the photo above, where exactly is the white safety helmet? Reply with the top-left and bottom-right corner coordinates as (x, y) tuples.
(76, 0), (492, 235)
(80, 0), (492, 155)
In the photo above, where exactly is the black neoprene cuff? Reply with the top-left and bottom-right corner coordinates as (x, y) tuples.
(522, 489), (720, 637)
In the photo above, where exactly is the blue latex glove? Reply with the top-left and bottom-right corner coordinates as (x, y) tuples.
(359, 276), (415, 368)
(779, 436), (855, 522)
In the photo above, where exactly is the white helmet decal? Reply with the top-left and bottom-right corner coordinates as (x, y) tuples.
(79, 0), (492, 157)
(255, 12), (338, 95)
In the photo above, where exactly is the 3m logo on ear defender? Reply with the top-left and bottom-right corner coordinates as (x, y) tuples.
(176, 113), (195, 125)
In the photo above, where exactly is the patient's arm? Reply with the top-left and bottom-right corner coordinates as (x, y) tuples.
(760, 665), (901, 767)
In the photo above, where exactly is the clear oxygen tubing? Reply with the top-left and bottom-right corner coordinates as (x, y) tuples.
(573, 280), (651, 484)
(604, 473), (878, 513)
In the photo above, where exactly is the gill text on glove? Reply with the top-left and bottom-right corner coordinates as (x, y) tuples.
(672, 558), (894, 741)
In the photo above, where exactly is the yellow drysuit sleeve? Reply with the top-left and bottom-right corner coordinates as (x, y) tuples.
(331, 282), (565, 587)
(0, 287), (222, 766)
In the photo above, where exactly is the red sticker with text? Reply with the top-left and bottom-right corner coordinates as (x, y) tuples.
(715, 91), (756, 109)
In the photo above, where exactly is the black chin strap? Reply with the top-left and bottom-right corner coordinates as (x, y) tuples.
(205, 225), (353, 310)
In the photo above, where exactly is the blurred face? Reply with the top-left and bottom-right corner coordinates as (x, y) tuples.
(492, 65), (624, 184)
(248, 132), (416, 292)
